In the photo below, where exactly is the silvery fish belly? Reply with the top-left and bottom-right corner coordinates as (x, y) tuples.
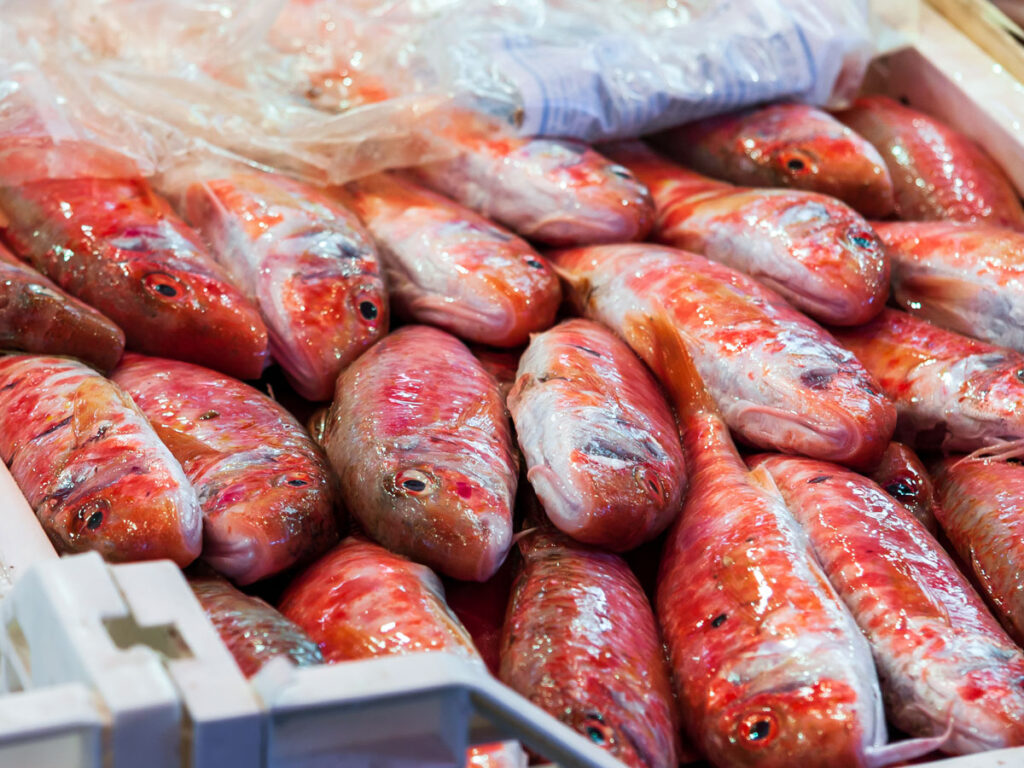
(113, 353), (339, 584)
(323, 326), (517, 581)
(0, 354), (201, 565)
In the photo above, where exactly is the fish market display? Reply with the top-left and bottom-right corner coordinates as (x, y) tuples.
(500, 521), (678, 768)
(507, 318), (685, 550)
(753, 454), (1024, 755)
(0, 243), (125, 371)
(323, 325), (517, 581)
(408, 114), (654, 246)
(877, 221), (1024, 352)
(181, 169), (388, 401)
(0, 161), (270, 379)
(647, 317), (891, 768)
(833, 308), (1024, 453)
(651, 103), (895, 218)
(344, 173), (560, 348)
(836, 96), (1024, 229)
(189, 572), (323, 677)
(279, 536), (479, 662)
(550, 243), (895, 469)
(932, 456), (1024, 647)
(113, 353), (339, 584)
(0, 354), (201, 565)
(869, 442), (940, 533)
(604, 140), (889, 325)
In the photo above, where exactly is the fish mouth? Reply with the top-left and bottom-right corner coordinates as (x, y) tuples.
(406, 294), (517, 346)
(758, 274), (881, 327)
(525, 465), (588, 537)
(524, 206), (649, 245)
(201, 521), (271, 585)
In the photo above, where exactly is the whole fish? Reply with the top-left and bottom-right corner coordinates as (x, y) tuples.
(279, 536), (479, 662)
(279, 536), (523, 767)
(832, 308), (1024, 453)
(876, 221), (1024, 353)
(753, 454), (1024, 755)
(500, 522), (678, 768)
(0, 355), (201, 565)
(323, 326), (517, 581)
(0, 244), (124, 371)
(469, 345), (523, 402)
(507, 319), (686, 550)
(112, 353), (339, 585)
(343, 173), (560, 347)
(550, 244), (895, 469)
(603, 141), (889, 326)
(180, 169), (388, 401)
(932, 456), (1024, 647)
(835, 96), (1024, 229)
(646, 316), (894, 768)
(188, 573), (323, 677)
(869, 442), (940, 533)
(408, 113), (654, 246)
(651, 103), (895, 218)
(0, 172), (269, 379)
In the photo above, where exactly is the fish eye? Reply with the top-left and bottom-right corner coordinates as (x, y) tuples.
(143, 271), (188, 300)
(1016, 368), (1024, 383)
(525, 256), (545, 270)
(583, 713), (613, 746)
(73, 498), (110, 535)
(777, 149), (814, 175)
(885, 479), (914, 499)
(607, 165), (634, 180)
(633, 466), (664, 499)
(394, 468), (435, 495)
(738, 712), (779, 747)
(354, 291), (382, 323)
(847, 228), (879, 250)
(279, 471), (313, 488)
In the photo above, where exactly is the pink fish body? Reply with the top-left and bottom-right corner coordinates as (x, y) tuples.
(869, 442), (941, 533)
(877, 221), (1024, 353)
(408, 114), (654, 246)
(836, 96), (1024, 229)
(652, 103), (895, 218)
(0, 355), (201, 564)
(507, 319), (685, 549)
(604, 140), (889, 326)
(344, 173), (560, 347)
(501, 524), (678, 768)
(0, 244), (124, 371)
(182, 170), (388, 401)
(324, 326), (517, 581)
(833, 308), (1024, 453)
(932, 457), (1024, 647)
(550, 244), (895, 469)
(113, 354), (339, 584)
(0, 169), (269, 379)
(754, 454), (1024, 755)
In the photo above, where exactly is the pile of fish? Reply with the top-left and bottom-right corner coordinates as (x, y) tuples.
(2, 91), (1024, 768)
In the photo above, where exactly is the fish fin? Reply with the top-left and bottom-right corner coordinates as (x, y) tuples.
(150, 422), (220, 464)
(626, 311), (716, 420)
(953, 438), (1024, 467)
(899, 273), (982, 303)
(72, 378), (135, 442)
(512, 527), (538, 545)
(746, 463), (784, 497)
(864, 718), (952, 767)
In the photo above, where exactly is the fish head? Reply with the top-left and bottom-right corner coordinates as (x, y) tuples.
(512, 139), (655, 245)
(708, 679), (868, 768)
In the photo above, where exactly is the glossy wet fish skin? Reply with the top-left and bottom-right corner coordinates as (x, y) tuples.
(0, 355), (201, 565)
(0, 244), (125, 371)
(189, 574), (323, 678)
(754, 454), (1024, 755)
(324, 325), (517, 581)
(345, 173), (560, 348)
(652, 103), (895, 218)
(646, 318), (885, 768)
(184, 170), (387, 401)
(869, 442), (940, 533)
(836, 96), (1024, 230)
(507, 318), (685, 550)
(465, 743), (527, 768)
(932, 457), (1024, 647)
(113, 353), (339, 585)
(409, 114), (654, 246)
(549, 244), (895, 470)
(877, 221), (1024, 353)
(604, 140), (889, 326)
(279, 536), (479, 662)
(501, 524), (678, 768)
(833, 308), (1024, 453)
(0, 176), (269, 379)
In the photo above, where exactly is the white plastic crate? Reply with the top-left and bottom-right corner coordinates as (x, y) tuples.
(1, 7), (1024, 768)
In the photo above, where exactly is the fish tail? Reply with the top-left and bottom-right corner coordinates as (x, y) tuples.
(636, 311), (717, 422)
(952, 438), (1024, 467)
